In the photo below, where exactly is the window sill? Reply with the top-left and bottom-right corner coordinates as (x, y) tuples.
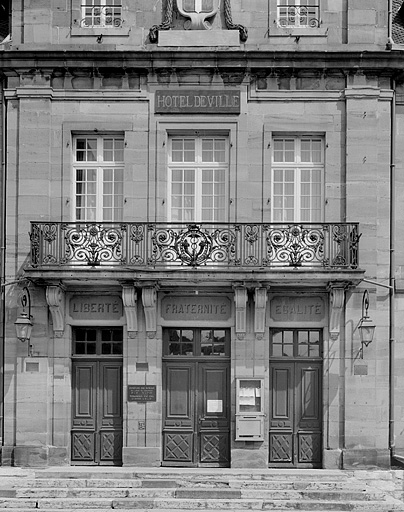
(71, 26), (130, 37)
(268, 26), (328, 37)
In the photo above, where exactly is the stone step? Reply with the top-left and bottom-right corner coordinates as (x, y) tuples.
(33, 469), (359, 482)
(21, 497), (404, 511)
(15, 487), (385, 502)
(23, 477), (370, 491)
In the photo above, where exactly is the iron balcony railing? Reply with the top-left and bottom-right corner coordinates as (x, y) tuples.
(29, 222), (360, 270)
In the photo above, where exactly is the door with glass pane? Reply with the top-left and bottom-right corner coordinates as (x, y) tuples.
(162, 329), (230, 467)
(168, 136), (228, 222)
(71, 328), (123, 465)
(269, 329), (322, 468)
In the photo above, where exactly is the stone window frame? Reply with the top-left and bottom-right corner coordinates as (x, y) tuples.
(268, 0), (327, 37)
(70, 0), (130, 36)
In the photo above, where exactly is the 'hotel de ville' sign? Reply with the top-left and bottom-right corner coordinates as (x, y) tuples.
(155, 89), (240, 114)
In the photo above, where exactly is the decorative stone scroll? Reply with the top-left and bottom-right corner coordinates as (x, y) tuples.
(254, 287), (268, 340)
(328, 284), (346, 340)
(46, 286), (65, 337)
(122, 286), (138, 338)
(142, 287), (158, 339)
(234, 286), (247, 340)
(149, 0), (247, 43)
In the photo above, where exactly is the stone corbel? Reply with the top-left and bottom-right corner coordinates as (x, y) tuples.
(234, 286), (247, 340)
(328, 285), (346, 340)
(142, 286), (158, 339)
(254, 287), (268, 340)
(46, 286), (65, 337)
(122, 286), (138, 339)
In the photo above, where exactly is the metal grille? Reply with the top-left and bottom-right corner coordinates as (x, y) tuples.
(29, 221), (360, 269)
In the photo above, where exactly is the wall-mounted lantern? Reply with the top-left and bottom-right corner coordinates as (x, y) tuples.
(358, 290), (376, 355)
(14, 287), (33, 354)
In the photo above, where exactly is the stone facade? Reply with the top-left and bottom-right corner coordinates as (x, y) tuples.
(0, 0), (403, 470)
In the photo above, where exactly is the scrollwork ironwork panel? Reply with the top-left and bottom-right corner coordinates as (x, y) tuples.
(62, 223), (124, 266)
(29, 221), (360, 270)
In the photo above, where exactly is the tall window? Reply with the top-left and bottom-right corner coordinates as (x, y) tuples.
(168, 135), (228, 222)
(271, 136), (324, 222)
(73, 135), (124, 221)
(81, 0), (122, 28)
(277, 1), (320, 28)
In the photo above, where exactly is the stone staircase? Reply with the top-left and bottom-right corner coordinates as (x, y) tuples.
(0, 468), (403, 511)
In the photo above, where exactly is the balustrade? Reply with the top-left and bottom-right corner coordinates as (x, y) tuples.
(29, 222), (360, 270)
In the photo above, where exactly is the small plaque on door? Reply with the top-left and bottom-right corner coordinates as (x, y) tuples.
(128, 385), (157, 402)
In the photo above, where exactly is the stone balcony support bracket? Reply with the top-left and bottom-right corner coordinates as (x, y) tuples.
(254, 287), (268, 340)
(328, 283), (347, 340)
(122, 286), (138, 339)
(234, 286), (248, 340)
(46, 286), (65, 338)
(142, 286), (158, 339)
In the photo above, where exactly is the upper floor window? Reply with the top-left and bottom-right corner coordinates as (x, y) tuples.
(168, 135), (229, 222)
(271, 135), (324, 222)
(277, 0), (320, 28)
(73, 135), (124, 221)
(0, 0), (10, 43)
(81, 0), (123, 28)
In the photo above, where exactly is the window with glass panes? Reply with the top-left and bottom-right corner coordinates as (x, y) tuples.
(81, 0), (123, 28)
(277, 0), (320, 28)
(73, 135), (124, 221)
(168, 135), (228, 222)
(73, 327), (123, 356)
(271, 136), (324, 222)
(270, 329), (322, 358)
(163, 328), (230, 357)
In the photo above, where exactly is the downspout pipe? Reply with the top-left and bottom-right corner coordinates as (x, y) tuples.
(387, 0), (394, 49)
(389, 81), (397, 465)
(0, 78), (6, 452)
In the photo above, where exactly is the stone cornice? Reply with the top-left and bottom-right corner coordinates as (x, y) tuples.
(0, 49), (403, 74)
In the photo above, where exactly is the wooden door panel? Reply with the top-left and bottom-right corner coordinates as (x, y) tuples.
(71, 432), (95, 462)
(298, 432), (322, 464)
(99, 363), (123, 428)
(72, 363), (96, 429)
(164, 364), (194, 428)
(297, 365), (321, 427)
(269, 432), (293, 463)
(163, 432), (194, 463)
(269, 365), (293, 429)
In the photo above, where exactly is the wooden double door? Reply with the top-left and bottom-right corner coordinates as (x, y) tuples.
(71, 359), (123, 465)
(163, 360), (230, 467)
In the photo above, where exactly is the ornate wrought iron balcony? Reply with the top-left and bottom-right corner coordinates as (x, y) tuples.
(29, 222), (360, 270)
